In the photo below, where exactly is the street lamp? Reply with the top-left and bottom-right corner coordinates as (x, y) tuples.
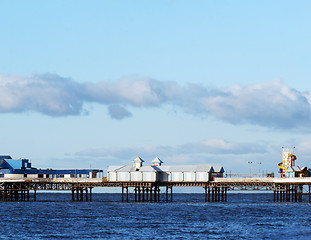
(258, 162), (262, 177)
(248, 161), (252, 177)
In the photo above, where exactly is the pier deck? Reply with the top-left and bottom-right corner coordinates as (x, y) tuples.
(1, 177), (311, 202)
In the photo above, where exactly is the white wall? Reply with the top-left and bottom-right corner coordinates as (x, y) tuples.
(4, 174), (24, 179)
(131, 172), (142, 181)
(108, 172), (117, 181)
(142, 172), (156, 181)
(4, 174), (40, 179)
(196, 172), (209, 181)
(108, 170), (210, 182)
(184, 172), (195, 181)
(117, 172), (130, 181)
(171, 172), (183, 181)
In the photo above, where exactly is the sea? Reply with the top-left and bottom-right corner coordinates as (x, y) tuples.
(1, 192), (311, 240)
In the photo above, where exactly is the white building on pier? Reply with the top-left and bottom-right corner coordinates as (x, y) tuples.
(107, 156), (224, 182)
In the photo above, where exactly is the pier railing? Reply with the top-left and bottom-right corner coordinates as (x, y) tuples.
(225, 173), (272, 178)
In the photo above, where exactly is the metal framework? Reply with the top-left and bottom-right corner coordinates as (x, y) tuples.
(0, 178), (311, 203)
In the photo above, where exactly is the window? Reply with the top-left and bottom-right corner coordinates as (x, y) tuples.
(59, 174), (64, 178)
(38, 174), (44, 178)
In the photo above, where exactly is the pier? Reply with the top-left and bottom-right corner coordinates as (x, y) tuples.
(1, 177), (311, 203)
(1, 149), (311, 203)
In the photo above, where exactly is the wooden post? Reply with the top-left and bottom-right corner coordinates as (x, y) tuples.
(90, 188), (92, 202)
(219, 187), (221, 202)
(154, 186), (157, 202)
(299, 185), (303, 202)
(225, 187), (227, 202)
(85, 188), (88, 202)
(208, 187), (210, 202)
(76, 188), (79, 201)
(142, 187), (145, 202)
(80, 187), (83, 201)
(146, 187), (149, 202)
(122, 186), (124, 202)
(72, 187), (75, 201)
(157, 186), (160, 202)
(126, 187), (128, 202)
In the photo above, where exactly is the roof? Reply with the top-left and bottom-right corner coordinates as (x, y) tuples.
(107, 165), (126, 172)
(0, 156), (12, 160)
(3, 160), (23, 169)
(156, 165), (214, 172)
(152, 157), (163, 164)
(292, 166), (301, 171)
(139, 166), (157, 172)
(38, 169), (101, 174)
(108, 165), (157, 172)
(288, 166), (301, 172)
(213, 166), (225, 173)
(132, 156), (144, 163)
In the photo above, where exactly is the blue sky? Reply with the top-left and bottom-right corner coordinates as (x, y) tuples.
(1, 0), (311, 175)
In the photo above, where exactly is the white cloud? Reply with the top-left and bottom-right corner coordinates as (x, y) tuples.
(0, 73), (83, 116)
(202, 80), (311, 128)
(77, 139), (267, 159)
(0, 73), (310, 129)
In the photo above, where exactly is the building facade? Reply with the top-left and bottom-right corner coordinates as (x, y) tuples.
(0, 155), (102, 179)
(107, 156), (224, 182)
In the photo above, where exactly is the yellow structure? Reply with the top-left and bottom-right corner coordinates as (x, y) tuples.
(278, 148), (296, 177)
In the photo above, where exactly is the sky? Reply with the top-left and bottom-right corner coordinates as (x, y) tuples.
(1, 0), (311, 176)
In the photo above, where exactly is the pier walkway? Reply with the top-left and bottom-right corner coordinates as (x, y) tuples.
(1, 177), (311, 202)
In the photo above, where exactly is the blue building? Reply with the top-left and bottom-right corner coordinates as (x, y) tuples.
(0, 155), (102, 179)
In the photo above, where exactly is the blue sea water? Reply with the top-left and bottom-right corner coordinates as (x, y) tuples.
(1, 193), (311, 239)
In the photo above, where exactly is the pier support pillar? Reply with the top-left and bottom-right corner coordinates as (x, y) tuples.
(145, 187), (148, 202)
(208, 187), (210, 202)
(165, 185), (172, 202)
(142, 187), (145, 202)
(122, 186), (124, 202)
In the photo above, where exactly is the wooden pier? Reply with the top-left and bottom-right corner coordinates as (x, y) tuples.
(1, 177), (311, 202)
